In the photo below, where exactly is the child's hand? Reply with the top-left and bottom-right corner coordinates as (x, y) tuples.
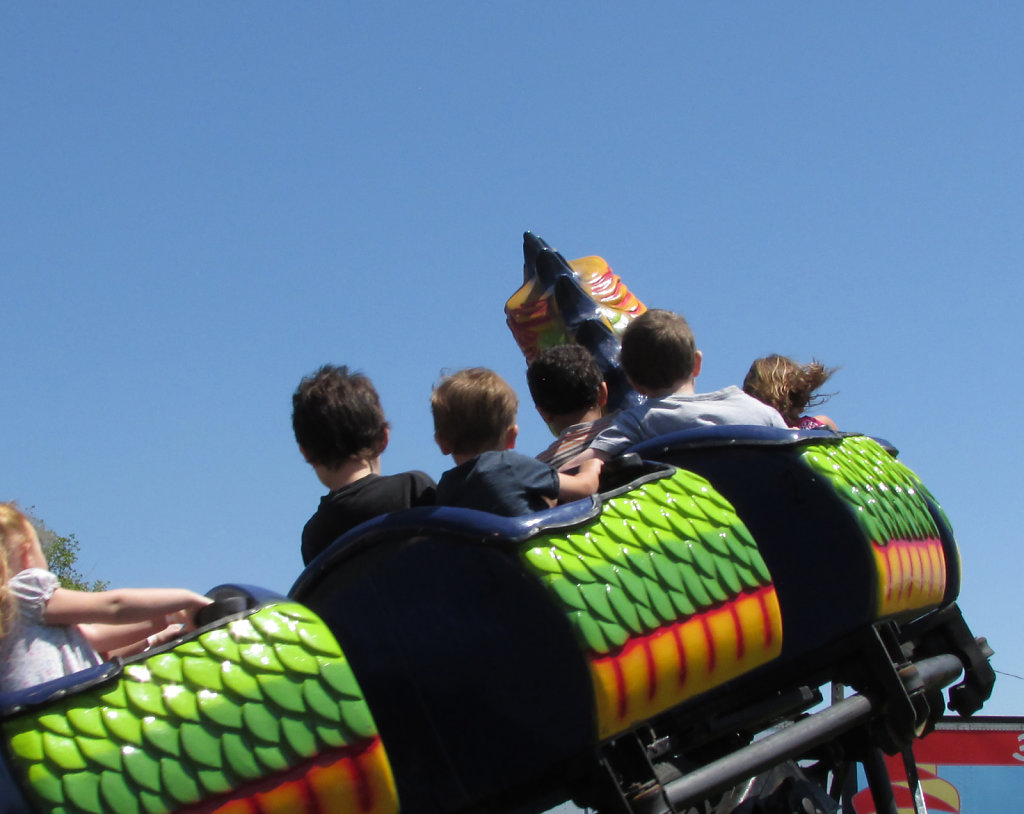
(170, 593), (214, 631)
(142, 592), (214, 651)
(165, 609), (192, 630)
(145, 622), (187, 650)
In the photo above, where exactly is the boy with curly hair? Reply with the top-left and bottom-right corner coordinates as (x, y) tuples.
(293, 365), (436, 564)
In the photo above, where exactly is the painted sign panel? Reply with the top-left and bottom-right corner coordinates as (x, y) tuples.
(852, 717), (1024, 813)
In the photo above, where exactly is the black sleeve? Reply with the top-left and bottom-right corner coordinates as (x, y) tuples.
(408, 470), (438, 506)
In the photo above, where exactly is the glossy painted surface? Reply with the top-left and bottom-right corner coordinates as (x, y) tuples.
(505, 241), (646, 363)
(1, 602), (397, 814)
(0, 434), (969, 813)
(521, 468), (781, 738)
(801, 436), (949, 617)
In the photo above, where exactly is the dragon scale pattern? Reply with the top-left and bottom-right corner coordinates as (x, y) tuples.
(522, 469), (782, 738)
(801, 436), (948, 617)
(1, 602), (397, 814)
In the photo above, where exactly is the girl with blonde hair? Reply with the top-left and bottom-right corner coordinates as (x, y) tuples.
(0, 503), (211, 692)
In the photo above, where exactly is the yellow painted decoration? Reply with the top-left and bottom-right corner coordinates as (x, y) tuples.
(567, 255), (646, 330)
(589, 587), (782, 739)
(305, 740), (398, 814)
(204, 740), (398, 814)
(872, 537), (947, 617)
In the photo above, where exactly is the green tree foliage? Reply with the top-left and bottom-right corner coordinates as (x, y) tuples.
(26, 510), (108, 592)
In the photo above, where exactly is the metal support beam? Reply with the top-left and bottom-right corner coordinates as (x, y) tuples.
(653, 694), (873, 813)
(648, 654), (963, 814)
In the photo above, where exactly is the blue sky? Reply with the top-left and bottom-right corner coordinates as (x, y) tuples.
(3, 5), (1023, 715)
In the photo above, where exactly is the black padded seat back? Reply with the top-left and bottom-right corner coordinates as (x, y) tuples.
(631, 428), (878, 659)
(291, 523), (596, 814)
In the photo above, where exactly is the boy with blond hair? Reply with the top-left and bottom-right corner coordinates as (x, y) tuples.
(431, 367), (603, 516)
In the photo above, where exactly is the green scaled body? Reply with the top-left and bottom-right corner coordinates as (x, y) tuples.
(2, 602), (377, 814)
(800, 436), (944, 545)
(522, 468), (771, 655)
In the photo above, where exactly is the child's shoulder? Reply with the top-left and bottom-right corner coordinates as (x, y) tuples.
(446, 450), (552, 479)
(488, 450), (556, 475)
(493, 449), (543, 464)
(6, 568), (61, 619)
(384, 470), (438, 503)
(8, 568), (59, 595)
(398, 469), (438, 487)
(328, 471), (436, 504)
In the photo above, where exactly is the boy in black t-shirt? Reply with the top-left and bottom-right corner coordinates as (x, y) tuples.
(293, 365), (436, 565)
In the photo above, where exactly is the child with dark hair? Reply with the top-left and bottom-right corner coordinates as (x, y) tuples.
(293, 365), (436, 565)
(431, 367), (602, 516)
(578, 310), (788, 461)
(527, 344), (615, 470)
(743, 355), (838, 430)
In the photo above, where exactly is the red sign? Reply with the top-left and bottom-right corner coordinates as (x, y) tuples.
(852, 717), (1024, 813)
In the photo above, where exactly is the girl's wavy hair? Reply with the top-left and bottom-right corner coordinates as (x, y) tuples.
(743, 355), (837, 427)
(0, 503), (31, 639)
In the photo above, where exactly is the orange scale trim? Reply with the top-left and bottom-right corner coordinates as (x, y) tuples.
(590, 587), (782, 740)
(191, 738), (397, 814)
(873, 538), (947, 618)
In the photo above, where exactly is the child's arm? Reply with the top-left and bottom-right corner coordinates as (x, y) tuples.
(44, 587), (212, 654)
(814, 414), (838, 431)
(556, 458), (604, 503)
(99, 618), (189, 658)
(559, 446), (609, 470)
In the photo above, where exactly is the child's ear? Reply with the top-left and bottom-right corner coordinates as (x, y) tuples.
(504, 425), (519, 450)
(18, 540), (35, 571)
(596, 381), (609, 409)
(692, 350), (703, 379)
(434, 433), (452, 455)
(377, 427), (391, 455)
(626, 375), (650, 398)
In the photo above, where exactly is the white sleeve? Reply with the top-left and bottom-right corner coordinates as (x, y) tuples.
(7, 568), (60, 624)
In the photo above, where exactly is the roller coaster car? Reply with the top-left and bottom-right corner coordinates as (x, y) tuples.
(0, 428), (994, 814)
